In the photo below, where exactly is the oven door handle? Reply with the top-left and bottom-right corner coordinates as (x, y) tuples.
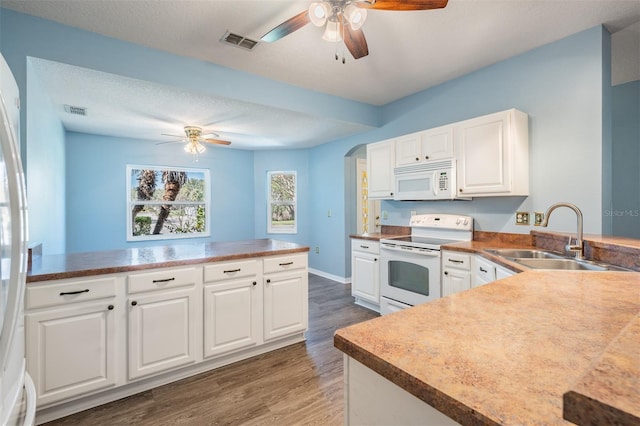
(381, 244), (440, 256)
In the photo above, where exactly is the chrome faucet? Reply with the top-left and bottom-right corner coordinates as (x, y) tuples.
(539, 202), (584, 259)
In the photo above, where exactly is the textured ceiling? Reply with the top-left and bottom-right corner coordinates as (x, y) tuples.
(4, 0), (640, 149)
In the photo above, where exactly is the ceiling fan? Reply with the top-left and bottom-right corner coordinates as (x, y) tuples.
(158, 126), (231, 159)
(260, 0), (448, 62)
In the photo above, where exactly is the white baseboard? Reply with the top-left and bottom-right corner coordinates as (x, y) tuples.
(308, 268), (351, 284)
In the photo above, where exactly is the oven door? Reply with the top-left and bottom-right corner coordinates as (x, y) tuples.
(380, 244), (441, 314)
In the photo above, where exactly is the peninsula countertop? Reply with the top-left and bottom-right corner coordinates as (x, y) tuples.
(334, 270), (640, 425)
(27, 239), (309, 283)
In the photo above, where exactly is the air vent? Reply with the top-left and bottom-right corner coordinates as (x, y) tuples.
(220, 31), (259, 51)
(64, 105), (87, 116)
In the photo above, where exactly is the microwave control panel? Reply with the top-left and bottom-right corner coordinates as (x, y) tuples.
(438, 171), (449, 191)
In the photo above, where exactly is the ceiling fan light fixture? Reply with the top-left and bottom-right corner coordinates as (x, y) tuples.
(322, 19), (343, 42)
(309, 2), (330, 26)
(343, 4), (367, 30)
(184, 141), (206, 155)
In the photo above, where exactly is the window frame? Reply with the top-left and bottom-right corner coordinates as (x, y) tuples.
(126, 164), (210, 242)
(267, 170), (297, 234)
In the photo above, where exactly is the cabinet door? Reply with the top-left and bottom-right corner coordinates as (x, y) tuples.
(26, 301), (118, 406)
(473, 256), (497, 288)
(442, 269), (471, 297)
(496, 266), (515, 280)
(367, 140), (395, 199)
(204, 279), (260, 358)
(422, 125), (453, 161)
(395, 133), (422, 167)
(128, 287), (198, 380)
(351, 251), (379, 304)
(263, 271), (308, 341)
(456, 111), (511, 195)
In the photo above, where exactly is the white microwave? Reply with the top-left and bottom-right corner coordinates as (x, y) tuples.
(394, 159), (459, 201)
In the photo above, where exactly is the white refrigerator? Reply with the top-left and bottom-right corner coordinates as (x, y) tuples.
(0, 53), (36, 425)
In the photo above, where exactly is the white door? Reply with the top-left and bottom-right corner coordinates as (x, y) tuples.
(367, 140), (395, 199)
(422, 125), (454, 161)
(26, 301), (117, 406)
(395, 132), (422, 167)
(263, 271), (308, 341)
(128, 287), (197, 380)
(203, 279), (260, 358)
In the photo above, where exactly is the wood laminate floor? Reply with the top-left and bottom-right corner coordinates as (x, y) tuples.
(44, 274), (378, 426)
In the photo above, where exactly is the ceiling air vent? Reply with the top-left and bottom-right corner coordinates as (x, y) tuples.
(64, 105), (87, 116)
(220, 31), (259, 51)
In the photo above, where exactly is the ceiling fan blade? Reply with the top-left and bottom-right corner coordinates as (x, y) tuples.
(359, 0), (448, 11)
(343, 25), (369, 60)
(261, 10), (310, 42)
(156, 139), (185, 146)
(161, 133), (185, 138)
(204, 138), (232, 146)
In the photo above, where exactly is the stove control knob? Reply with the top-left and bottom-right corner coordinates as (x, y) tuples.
(456, 217), (462, 225)
(464, 218), (470, 225)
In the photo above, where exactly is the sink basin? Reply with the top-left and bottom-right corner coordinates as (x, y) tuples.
(485, 249), (563, 259)
(485, 249), (631, 271)
(513, 258), (609, 271)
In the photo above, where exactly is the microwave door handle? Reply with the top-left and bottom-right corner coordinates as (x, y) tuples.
(432, 172), (438, 196)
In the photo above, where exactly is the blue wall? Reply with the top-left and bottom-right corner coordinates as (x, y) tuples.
(611, 80), (640, 238)
(65, 132), (255, 252)
(1, 8), (617, 280)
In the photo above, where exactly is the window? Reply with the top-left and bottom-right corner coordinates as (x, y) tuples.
(267, 171), (297, 234)
(127, 165), (210, 241)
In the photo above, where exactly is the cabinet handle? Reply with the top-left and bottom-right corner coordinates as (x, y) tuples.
(223, 268), (241, 274)
(131, 301), (138, 306)
(390, 192), (394, 196)
(480, 267), (488, 273)
(444, 271), (449, 275)
(252, 281), (257, 286)
(415, 157), (419, 161)
(152, 277), (175, 283)
(459, 188), (463, 193)
(266, 279), (271, 284)
(360, 245), (369, 249)
(448, 259), (464, 264)
(279, 262), (294, 266)
(425, 155), (429, 160)
(59, 289), (89, 296)
(108, 305), (114, 310)
(374, 258), (378, 262)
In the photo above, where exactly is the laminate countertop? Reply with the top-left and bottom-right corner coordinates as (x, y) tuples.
(335, 270), (640, 425)
(27, 239), (309, 283)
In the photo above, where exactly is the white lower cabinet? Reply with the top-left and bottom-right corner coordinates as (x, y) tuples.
(263, 254), (308, 341)
(25, 277), (120, 407)
(203, 259), (260, 358)
(351, 239), (380, 312)
(441, 251), (471, 297)
(27, 252), (308, 421)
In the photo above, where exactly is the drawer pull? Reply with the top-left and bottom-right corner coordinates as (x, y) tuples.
(480, 267), (488, 273)
(360, 245), (369, 249)
(444, 271), (449, 275)
(448, 259), (464, 264)
(223, 269), (241, 274)
(279, 262), (294, 266)
(131, 301), (138, 306)
(108, 305), (114, 310)
(252, 281), (257, 286)
(152, 277), (175, 283)
(59, 289), (89, 296)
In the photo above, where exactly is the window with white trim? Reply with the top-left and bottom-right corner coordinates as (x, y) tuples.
(267, 171), (297, 234)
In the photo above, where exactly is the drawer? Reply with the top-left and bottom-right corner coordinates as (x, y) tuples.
(204, 259), (259, 283)
(351, 239), (380, 255)
(263, 253), (307, 274)
(474, 256), (497, 281)
(128, 267), (199, 294)
(26, 277), (117, 310)
(442, 251), (471, 270)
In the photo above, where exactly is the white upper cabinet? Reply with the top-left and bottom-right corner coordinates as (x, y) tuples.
(395, 126), (454, 167)
(455, 109), (529, 197)
(367, 139), (395, 199)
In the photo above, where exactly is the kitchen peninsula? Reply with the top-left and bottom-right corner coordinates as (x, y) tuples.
(26, 239), (309, 423)
(335, 258), (640, 425)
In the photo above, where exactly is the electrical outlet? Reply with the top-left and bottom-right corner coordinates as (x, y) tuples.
(382, 211), (388, 220)
(515, 211), (530, 225)
(534, 212), (544, 226)
(327, 209), (332, 218)
(315, 246), (320, 254)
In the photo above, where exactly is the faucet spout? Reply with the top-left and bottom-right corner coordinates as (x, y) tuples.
(539, 202), (584, 259)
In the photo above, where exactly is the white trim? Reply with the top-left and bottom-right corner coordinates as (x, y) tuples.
(308, 269), (350, 284)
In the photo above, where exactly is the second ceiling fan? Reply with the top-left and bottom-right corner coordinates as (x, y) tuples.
(261, 0), (448, 62)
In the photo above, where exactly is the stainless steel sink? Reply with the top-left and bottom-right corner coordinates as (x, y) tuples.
(513, 258), (609, 271)
(485, 249), (630, 271)
(486, 249), (563, 259)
